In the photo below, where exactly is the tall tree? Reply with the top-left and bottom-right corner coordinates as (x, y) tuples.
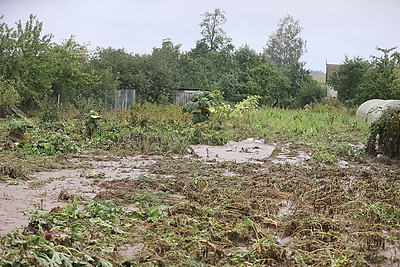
(90, 47), (135, 90)
(50, 37), (95, 103)
(282, 61), (312, 104)
(265, 15), (307, 69)
(141, 39), (183, 102)
(199, 8), (232, 52)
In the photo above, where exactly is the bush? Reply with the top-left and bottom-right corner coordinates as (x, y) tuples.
(296, 80), (325, 107)
(311, 98), (347, 114)
(366, 107), (400, 158)
(39, 102), (60, 122)
(0, 77), (21, 108)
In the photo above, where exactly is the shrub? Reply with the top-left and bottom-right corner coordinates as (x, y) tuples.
(296, 80), (325, 107)
(183, 91), (217, 123)
(366, 107), (400, 158)
(0, 77), (21, 108)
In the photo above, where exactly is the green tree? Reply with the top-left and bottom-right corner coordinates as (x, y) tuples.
(264, 15), (307, 70)
(141, 39), (183, 102)
(0, 15), (97, 110)
(242, 63), (290, 106)
(199, 8), (232, 52)
(296, 80), (326, 107)
(90, 47), (135, 90)
(184, 45), (236, 98)
(282, 61), (312, 106)
(50, 37), (96, 103)
(92, 40), (183, 103)
(328, 56), (369, 105)
(216, 45), (267, 102)
(0, 14), (54, 109)
(234, 45), (265, 74)
(356, 47), (400, 104)
(89, 68), (119, 109)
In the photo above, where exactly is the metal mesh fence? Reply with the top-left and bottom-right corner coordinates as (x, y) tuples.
(114, 89), (201, 110)
(114, 89), (136, 110)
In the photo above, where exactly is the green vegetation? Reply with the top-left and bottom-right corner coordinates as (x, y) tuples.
(183, 91), (219, 123)
(0, 7), (399, 267)
(366, 106), (400, 158)
(329, 47), (400, 107)
(1, 100), (399, 266)
(0, 11), (327, 113)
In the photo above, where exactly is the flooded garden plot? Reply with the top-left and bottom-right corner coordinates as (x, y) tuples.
(0, 147), (399, 266)
(190, 138), (311, 164)
(0, 104), (398, 266)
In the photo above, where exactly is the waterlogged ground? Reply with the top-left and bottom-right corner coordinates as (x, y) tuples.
(0, 155), (154, 235)
(0, 140), (309, 236)
(0, 140), (399, 266)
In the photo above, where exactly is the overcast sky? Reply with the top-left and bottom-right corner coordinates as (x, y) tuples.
(1, 0), (399, 71)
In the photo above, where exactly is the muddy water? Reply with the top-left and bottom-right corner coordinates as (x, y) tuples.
(0, 155), (154, 236)
(0, 169), (86, 236)
(191, 138), (276, 163)
(191, 139), (310, 164)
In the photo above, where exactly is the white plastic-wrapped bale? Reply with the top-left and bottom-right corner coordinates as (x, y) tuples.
(356, 99), (400, 125)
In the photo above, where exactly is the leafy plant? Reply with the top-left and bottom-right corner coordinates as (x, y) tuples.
(85, 110), (101, 137)
(128, 205), (167, 222)
(183, 91), (218, 123)
(232, 95), (261, 117)
(8, 116), (34, 141)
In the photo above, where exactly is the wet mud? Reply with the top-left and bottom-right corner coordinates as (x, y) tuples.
(0, 155), (154, 235)
(0, 141), (399, 265)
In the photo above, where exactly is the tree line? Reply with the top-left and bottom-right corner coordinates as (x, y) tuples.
(328, 47), (400, 107)
(4, 9), (397, 114)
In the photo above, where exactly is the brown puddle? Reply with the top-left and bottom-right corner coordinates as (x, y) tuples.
(191, 138), (275, 163)
(190, 139), (310, 164)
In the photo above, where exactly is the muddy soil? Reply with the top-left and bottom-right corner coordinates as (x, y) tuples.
(0, 140), (309, 236)
(190, 138), (276, 163)
(1, 141), (399, 265)
(0, 155), (155, 236)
